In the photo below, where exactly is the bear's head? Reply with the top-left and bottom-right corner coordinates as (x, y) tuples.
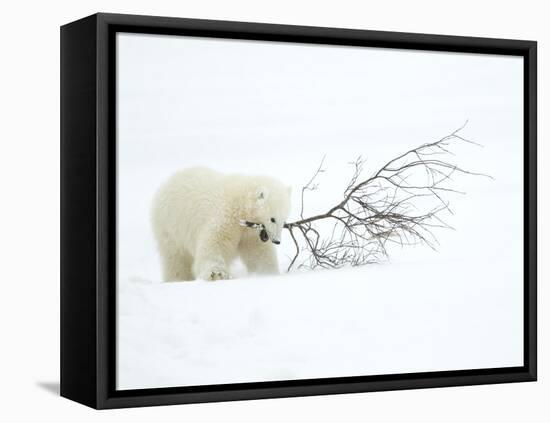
(242, 177), (292, 245)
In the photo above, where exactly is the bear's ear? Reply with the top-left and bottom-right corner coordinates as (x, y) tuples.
(256, 187), (269, 202)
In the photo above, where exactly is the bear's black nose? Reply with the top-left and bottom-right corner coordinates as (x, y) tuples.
(259, 229), (269, 242)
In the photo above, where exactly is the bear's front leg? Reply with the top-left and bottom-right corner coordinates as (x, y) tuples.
(193, 252), (232, 281)
(196, 261), (231, 281)
(193, 231), (235, 281)
(239, 239), (279, 275)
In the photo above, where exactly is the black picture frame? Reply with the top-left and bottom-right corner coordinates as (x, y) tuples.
(60, 12), (537, 409)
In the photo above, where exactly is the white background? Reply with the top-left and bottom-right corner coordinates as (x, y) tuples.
(0, 0), (548, 421)
(116, 33), (524, 389)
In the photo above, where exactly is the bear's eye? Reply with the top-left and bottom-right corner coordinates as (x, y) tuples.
(270, 217), (276, 223)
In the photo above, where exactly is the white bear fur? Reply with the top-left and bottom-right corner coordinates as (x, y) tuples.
(151, 167), (291, 281)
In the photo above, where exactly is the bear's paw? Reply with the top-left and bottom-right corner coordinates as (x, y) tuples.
(205, 268), (232, 281)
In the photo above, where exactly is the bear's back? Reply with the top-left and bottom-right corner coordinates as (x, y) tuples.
(151, 167), (228, 243)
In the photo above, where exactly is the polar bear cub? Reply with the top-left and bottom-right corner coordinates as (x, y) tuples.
(151, 167), (291, 281)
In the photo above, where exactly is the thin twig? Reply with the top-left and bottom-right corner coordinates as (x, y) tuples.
(283, 123), (490, 271)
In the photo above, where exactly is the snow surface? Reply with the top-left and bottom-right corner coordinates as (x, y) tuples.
(116, 33), (524, 389)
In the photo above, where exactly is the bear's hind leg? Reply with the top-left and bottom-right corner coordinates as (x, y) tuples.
(161, 248), (194, 282)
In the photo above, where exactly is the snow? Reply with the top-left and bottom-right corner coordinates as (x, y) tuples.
(116, 33), (524, 389)
(117, 259), (522, 389)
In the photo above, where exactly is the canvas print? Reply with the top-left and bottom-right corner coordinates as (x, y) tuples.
(116, 33), (524, 390)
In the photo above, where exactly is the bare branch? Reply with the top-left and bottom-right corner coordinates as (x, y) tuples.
(284, 124), (490, 271)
